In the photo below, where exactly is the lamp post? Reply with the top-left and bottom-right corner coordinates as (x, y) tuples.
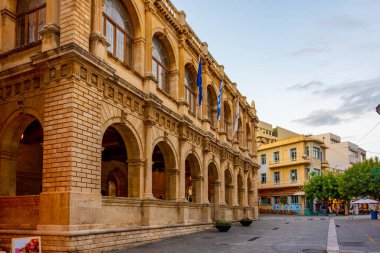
(377, 104), (380, 115)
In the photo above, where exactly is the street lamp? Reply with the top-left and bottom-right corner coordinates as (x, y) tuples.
(377, 104), (380, 115)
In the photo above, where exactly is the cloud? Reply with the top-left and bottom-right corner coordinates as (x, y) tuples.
(294, 110), (342, 126)
(288, 81), (324, 91)
(294, 77), (380, 126)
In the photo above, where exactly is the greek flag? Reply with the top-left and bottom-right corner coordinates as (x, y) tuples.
(196, 56), (203, 106)
(216, 79), (224, 122)
(233, 97), (240, 134)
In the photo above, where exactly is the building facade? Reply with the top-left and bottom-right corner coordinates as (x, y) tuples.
(258, 136), (328, 213)
(0, 0), (259, 252)
(313, 133), (366, 172)
(256, 121), (298, 145)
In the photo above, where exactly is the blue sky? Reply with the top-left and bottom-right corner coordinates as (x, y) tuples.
(171, 0), (380, 157)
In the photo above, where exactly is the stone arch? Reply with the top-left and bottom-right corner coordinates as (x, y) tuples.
(101, 120), (143, 198)
(224, 168), (233, 206)
(184, 152), (201, 203)
(207, 84), (218, 128)
(120, 0), (143, 38)
(0, 110), (43, 196)
(106, 168), (127, 197)
(152, 139), (178, 200)
(101, 117), (143, 160)
(152, 30), (177, 70)
(207, 161), (219, 203)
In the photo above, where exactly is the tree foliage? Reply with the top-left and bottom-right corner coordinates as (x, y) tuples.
(304, 172), (340, 203)
(305, 157), (380, 201)
(338, 157), (380, 200)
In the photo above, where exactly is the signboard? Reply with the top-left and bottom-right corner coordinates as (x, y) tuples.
(12, 237), (41, 253)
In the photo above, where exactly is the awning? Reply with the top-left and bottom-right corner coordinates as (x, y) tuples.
(293, 191), (305, 196)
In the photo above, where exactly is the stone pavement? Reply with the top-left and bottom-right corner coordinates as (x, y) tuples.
(114, 215), (380, 253)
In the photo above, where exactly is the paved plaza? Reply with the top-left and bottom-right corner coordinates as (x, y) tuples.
(116, 215), (380, 253)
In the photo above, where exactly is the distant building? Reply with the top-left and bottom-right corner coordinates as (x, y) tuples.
(256, 121), (299, 145)
(313, 133), (366, 172)
(258, 135), (328, 212)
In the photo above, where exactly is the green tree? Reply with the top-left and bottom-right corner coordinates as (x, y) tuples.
(338, 157), (380, 200)
(304, 172), (340, 203)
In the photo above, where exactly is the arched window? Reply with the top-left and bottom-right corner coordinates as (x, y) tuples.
(185, 66), (196, 113)
(103, 0), (133, 65)
(224, 102), (231, 138)
(16, 0), (46, 47)
(152, 36), (170, 93)
(207, 86), (217, 128)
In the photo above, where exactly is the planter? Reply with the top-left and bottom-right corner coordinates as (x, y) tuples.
(239, 220), (253, 226)
(215, 225), (231, 232)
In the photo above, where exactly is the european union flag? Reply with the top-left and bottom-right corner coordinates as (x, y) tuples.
(197, 57), (203, 106)
(217, 79), (224, 122)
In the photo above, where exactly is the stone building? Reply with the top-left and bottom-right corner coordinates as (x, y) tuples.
(0, 0), (259, 252)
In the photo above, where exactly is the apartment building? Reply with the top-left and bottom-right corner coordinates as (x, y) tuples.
(258, 136), (328, 212)
(313, 133), (366, 172)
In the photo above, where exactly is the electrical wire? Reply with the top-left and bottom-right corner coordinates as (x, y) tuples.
(356, 120), (380, 144)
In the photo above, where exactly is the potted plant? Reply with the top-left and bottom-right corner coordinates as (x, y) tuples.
(215, 220), (232, 232)
(239, 217), (253, 226)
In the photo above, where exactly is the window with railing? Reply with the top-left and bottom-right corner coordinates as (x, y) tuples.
(313, 146), (321, 160)
(290, 148), (297, 161)
(261, 173), (267, 184)
(16, 0), (46, 47)
(260, 154), (266, 165)
(273, 151), (280, 164)
(274, 171), (280, 184)
(290, 169), (297, 183)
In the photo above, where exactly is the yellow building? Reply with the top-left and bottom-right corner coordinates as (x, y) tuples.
(256, 120), (299, 145)
(258, 135), (328, 213)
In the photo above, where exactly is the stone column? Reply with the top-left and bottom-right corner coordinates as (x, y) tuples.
(89, 0), (108, 58)
(0, 7), (16, 52)
(59, 0), (91, 50)
(178, 139), (186, 201)
(143, 1), (156, 94)
(39, 63), (103, 231)
(127, 159), (145, 198)
(178, 35), (186, 102)
(243, 173), (248, 207)
(202, 150), (209, 203)
(41, 0), (60, 52)
(143, 121), (154, 199)
(0, 149), (17, 195)
(232, 168), (238, 207)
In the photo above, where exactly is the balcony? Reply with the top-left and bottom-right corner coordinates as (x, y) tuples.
(268, 158), (311, 169)
(321, 160), (329, 168)
(259, 181), (304, 190)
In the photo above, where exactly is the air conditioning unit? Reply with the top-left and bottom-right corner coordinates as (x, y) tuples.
(302, 154), (308, 159)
